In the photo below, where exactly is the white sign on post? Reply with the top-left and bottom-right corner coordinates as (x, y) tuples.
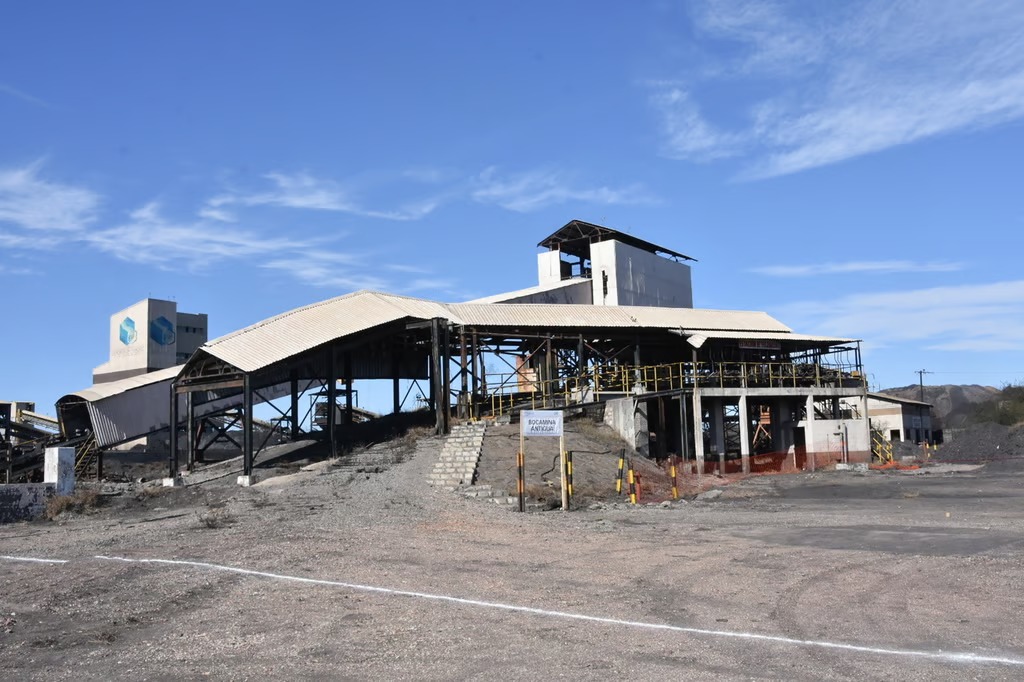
(521, 410), (563, 437)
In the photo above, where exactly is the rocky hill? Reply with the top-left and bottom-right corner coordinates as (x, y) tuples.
(877, 384), (1000, 429)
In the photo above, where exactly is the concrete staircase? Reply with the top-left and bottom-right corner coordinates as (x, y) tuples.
(428, 422), (486, 489)
(459, 484), (518, 506)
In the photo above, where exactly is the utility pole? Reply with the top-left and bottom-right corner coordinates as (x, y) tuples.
(916, 369), (932, 403)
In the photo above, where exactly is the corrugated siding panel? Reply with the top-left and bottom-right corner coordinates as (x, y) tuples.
(86, 378), (173, 447)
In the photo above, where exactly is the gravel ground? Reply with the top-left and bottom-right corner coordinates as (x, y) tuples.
(3, 428), (1024, 680)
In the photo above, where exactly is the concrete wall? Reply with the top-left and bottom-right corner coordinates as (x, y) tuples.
(802, 418), (871, 465)
(0, 447), (75, 523)
(590, 240), (693, 308)
(175, 311), (208, 363)
(537, 250), (565, 286)
(602, 396), (649, 454)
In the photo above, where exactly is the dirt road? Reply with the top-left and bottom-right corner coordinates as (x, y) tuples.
(2, 433), (1023, 680)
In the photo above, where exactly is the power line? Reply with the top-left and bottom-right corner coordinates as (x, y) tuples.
(916, 369), (932, 403)
(924, 371), (1024, 375)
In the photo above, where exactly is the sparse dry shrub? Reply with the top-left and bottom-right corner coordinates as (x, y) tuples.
(523, 482), (558, 503)
(196, 506), (235, 529)
(44, 490), (101, 520)
(569, 481), (616, 501)
(392, 424), (434, 458)
(249, 492), (273, 508)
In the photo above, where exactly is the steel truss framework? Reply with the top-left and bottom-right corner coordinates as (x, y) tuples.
(167, 317), (864, 479)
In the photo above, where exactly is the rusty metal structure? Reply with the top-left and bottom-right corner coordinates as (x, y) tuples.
(57, 221), (871, 481)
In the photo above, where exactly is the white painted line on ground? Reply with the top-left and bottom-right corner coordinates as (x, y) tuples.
(3, 553), (1022, 667)
(0, 554), (68, 564)
(94, 555), (1024, 668)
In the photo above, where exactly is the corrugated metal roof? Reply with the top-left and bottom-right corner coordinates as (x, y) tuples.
(67, 365), (182, 402)
(449, 302), (788, 331)
(680, 330), (857, 343)
(868, 392), (931, 407)
(198, 290), (797, 374)
(203, 291), (450, 373)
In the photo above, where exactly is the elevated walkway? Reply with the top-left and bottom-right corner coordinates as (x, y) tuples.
(481, 359), (867, 418)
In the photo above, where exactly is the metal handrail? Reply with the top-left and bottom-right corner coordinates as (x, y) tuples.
(483, 359), (866, 417)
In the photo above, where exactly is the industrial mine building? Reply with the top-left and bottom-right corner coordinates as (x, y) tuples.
(42, 220), (870, 484)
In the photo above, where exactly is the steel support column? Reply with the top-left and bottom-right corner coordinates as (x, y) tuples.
(327, 348), (338, 459)
(168, 382), (179, 478)
(344, 351), (353, 427)
(290, 372), (300, 440)
(392, 341), (401, 416)
(242, 374), (254, 477)
(441, 321), (451, 432)
(185, 391), (196, 471)
(430, 318), (443, 434)
(459, 328), (469, 419)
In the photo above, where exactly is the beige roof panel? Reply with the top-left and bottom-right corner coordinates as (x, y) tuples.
(203, 291), (450, 373)
(198, 291), (800, 374)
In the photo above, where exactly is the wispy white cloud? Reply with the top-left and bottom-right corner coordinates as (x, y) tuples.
(197, 205), (236, 223)
(653, 0), (1024, 177)
(778, 279), (1024, 352)
(650, 88), (745, 161)
(0, 161), (100, 231)
(261, 251), (458, 296)
(85, 202), (309, 270)
(209, 171), (441, 221)
(752, 260), (964, 277)
(0, 231), (61, 250)
(693, 0), (827, 76)
(0, 263), (39, 276)
(472, 167), (658, 212)
(262, 252), (392, 292)
(205, 166), (655, 221)
(0, 84), (48, 108)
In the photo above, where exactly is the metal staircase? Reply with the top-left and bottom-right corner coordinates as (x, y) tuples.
(74, 435), (100, 478)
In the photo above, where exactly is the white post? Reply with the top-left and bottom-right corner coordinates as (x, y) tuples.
(560, 433), (568, 511)
(804, 395), (816, 472)
(44, 447), (75, 496)
(738, 395), (750, 474)
(692, 390), (704, 479)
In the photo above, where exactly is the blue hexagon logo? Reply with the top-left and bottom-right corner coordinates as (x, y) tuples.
(119, 317), (137, 345)
(149, 316), (176, 346)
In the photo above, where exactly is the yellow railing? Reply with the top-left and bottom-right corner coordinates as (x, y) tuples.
(871, 434), (893, 463)
(74, 436), (98, 476)
(484, 360), (865, 417)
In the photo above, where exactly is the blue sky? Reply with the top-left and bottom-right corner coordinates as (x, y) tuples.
(3, 0), (1024, 415)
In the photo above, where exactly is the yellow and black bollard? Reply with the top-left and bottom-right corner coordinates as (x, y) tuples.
(670, 456), (679, 500)
(616, 449), (626, 495)
(567, 450), (574, 499)
(627, 460), (637, 505)
(516, 450), (525, 512)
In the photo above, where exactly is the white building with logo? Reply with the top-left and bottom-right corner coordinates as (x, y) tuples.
(92, 299), (207, 384)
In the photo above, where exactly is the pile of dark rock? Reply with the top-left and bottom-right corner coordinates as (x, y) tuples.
(932, 422), (1024, 471)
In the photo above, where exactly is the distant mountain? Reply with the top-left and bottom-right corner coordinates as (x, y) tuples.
(876, 384), (1000, 429)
